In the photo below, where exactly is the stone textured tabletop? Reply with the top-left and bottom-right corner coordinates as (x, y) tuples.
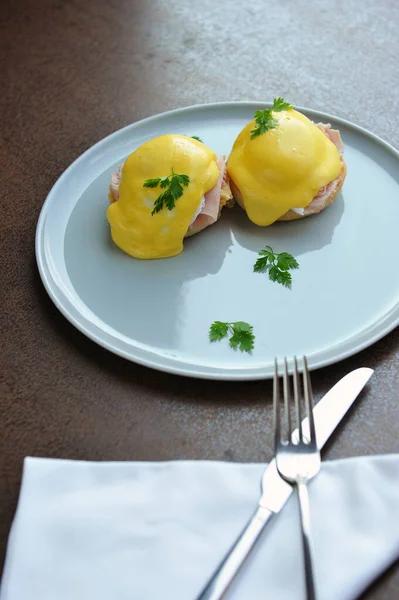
(1, 0), (398, 597)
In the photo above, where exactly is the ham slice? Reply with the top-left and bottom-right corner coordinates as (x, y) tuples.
(316, 122), (344, 154)
(290, 123), (345, 216)
(187, 157), (228, 234)
(109, 165), (122, 202)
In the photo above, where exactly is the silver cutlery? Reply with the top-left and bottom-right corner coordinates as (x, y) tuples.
(195, 366), (373, 600)
(274, 357), (320, 600)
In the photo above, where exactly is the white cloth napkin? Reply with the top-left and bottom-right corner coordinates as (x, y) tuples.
(1, 456), (398, 600)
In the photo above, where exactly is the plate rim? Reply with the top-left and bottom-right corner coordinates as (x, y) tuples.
(35, 101), (399, 380)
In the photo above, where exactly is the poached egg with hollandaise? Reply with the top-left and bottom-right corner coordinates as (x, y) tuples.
(227, 100), (346, 225)
(107, 134), (232, 259)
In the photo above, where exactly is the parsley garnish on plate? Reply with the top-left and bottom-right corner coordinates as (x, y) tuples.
(209, 321), (255, 352)
(191, 135), (203, 143)
(143, 169), (190, 216)
(254, 246), (299, 287)
(250, 97), (293, 139)
(272, 97), (293, 112)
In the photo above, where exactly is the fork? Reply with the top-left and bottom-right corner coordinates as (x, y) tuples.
(274, 356), (321, 600)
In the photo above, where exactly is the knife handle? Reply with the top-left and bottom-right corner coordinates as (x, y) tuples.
(195, 505), (274, 600)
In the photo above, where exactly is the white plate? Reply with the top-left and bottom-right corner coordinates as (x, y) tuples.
(36, 102), (399, 380)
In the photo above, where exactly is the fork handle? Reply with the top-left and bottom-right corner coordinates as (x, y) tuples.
(195, 505), (274, 600)
(297, 482), (317, 600)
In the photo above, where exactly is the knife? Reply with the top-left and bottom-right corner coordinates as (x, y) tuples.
(196, 367), (374, 600)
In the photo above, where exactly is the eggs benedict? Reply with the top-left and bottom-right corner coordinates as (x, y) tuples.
(107, 134), (233, 259)
(227, 99), (346, 225)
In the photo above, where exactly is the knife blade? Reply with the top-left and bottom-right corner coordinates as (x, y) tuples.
(260, 366), (374, 513)
(196, 367), (374, 600)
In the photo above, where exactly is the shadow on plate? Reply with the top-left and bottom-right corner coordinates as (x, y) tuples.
(64, 172), (344, 352)
(64, 182), (234, 350)
(229, 193), (345, 256)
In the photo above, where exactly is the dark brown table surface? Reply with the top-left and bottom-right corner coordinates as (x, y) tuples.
(1, 0), (398, 597)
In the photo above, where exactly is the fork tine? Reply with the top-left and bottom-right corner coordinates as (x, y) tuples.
(273, 358), (280, 449)
(283, 357), (292, 440)
(293, 356), (302, 441)
(303, 355), (316, 444)
(274, 356), (320, 600)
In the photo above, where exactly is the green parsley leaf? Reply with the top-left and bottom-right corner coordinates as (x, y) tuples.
(209, 321), (255, 353)
(232, 321), (252, 334)
(250, 98), (293, 139)
(229, 334), (241, 349)
(191, 135), (203, 143)
(143, 177), (162, 189)
(253, 256), (269, 272)
(231, 330), (254, 352)
(269, 266), (292, 287)
(250, 110), (278, 139)
(176, 173), (190, 187)
(143, 169), (190, 216)
(272, 97), (293, 112)
(254, 246), (299, 287)
(276, 252), (299, 271)
(253, 246), (275, 271)
(159, 177), (170, 189)
(209, 321), (229, 342)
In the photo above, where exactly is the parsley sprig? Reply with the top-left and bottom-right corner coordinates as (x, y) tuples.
(191, 135), (203, 143)
(254, 246), (299, 287)
(143, 169), (190, 216)
(209, 321), (255, 352)
(250, 97), (293, 139)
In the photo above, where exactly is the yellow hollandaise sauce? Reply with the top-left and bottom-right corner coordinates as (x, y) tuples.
(107, 135), (219, 259)
(227, 110), (341, 226)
